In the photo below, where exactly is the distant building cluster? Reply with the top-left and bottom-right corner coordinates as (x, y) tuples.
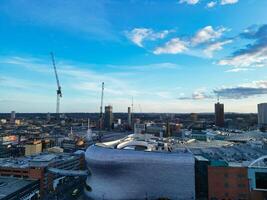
(0, 101), (266, 199)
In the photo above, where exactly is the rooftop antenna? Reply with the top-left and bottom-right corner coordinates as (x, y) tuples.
(131, 96), (134, 113)
(99, 82), (104, 130)
(217, 95), (220, 103)
(50, 52), (62, 116)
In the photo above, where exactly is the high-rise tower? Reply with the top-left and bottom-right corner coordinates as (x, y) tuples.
(215, 102), (224, 127)
(258, 103), (267, 131)
(128, 107), (132, 128)
(104, 105), (113, 130)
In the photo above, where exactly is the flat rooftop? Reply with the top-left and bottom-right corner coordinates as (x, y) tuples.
(0, 152), (81, 169)
(189, 143), (267, 163)
(0, 176), (36, 199)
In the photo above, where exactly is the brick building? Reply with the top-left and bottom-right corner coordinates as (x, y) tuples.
(208, 163), (250, 200)
(0, 152), (84, 197)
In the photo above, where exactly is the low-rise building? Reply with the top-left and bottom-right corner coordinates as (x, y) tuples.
(0, 176), (40, 200)
(0, 152), (84, 197)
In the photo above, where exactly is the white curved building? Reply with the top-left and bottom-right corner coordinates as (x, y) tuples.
(85, 134), (195, 200)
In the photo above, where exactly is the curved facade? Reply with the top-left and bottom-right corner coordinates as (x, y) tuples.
(85, 144), (195, 200)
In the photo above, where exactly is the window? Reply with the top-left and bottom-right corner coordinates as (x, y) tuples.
(85, 183), (92, 192)
(224, 182), (229, 188)
(255, 172), (267, 189)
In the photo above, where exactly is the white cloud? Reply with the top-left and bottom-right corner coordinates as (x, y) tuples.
(225, 68), (253, 73)
(178, 88), (212, 100)
(153, 38), (188, 55)
(206, 1), (217, 8)
(218, 46), (267, 68)
(179, 0), (200, 5)
(191, 26), (227, 45)
(221, 0), (238, 5)
(192, 90), (208, 100)
(126, 28), (170, 47)
(204, 40), (232, 57)
(109, 62), (180, 71)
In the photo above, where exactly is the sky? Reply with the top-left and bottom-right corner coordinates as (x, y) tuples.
(1, 0), (267, 113)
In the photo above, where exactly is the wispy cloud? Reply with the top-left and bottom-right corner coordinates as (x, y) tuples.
(218, 24), (267, 70)
(108, 62), (181, 71)
(125, 28), (171, 47)
(152, 25), (229, 56)
(0, 55), (182, 101)
(225, 68), (253, 73)
(180, 0), (238, 7)
(0, 75), (52, 91)
(179, 0), (200, 5)
(204, 39), (232, 57)
(153, 38), (188, 55)
(214, 80), (267, 99)
(221, 0), (238, 5)
(191, 26), (228, 46)
(178, 88), (213, 100)
(206, 1), (217, 8)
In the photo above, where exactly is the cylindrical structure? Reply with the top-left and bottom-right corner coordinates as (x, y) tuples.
(85, 145), (195, 200)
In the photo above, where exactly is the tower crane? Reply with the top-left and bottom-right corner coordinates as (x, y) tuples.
(50, 52), (62, 115)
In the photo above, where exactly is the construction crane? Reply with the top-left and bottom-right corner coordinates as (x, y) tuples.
(99, 82), (104, 129)
(50, 52), (62, 115)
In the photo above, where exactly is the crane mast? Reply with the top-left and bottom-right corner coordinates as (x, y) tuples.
(50, 52), (62, 115)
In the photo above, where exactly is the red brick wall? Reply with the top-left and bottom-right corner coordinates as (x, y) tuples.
(208, 166), (249, 200)
(0, 167), (45, 197)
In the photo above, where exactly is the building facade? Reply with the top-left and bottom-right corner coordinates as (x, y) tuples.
(208, 164), (250, 200)
(215, 102), (224, 127)
(104, 105), (113, 130)
(258, 103), (267, 130)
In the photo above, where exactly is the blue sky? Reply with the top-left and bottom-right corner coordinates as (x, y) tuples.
(1, 0), (267, 113)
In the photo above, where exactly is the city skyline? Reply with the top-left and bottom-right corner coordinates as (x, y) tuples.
(1, 0), (267, 113)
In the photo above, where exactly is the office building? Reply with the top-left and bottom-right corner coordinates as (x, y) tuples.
(128, 107), (132, 128)
(248, 156), (267, 199)
(104, 105), (113, 130)
(25, 140), (42, 156)
(215, 102), (224, 127)
(190, 113), (198, 122)
(195, 156), (209, 200)
(208, 163), (249, 200)
(258, 103), (267, 130)
(0, 152), (84, 197)
(10, 111), (15, 122)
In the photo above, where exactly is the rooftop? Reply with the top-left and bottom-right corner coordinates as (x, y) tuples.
(0, 152), (81, 169)
(0, 176), (37, 199)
